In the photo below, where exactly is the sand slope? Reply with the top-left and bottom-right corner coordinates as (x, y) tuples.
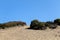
(0, 26), (60, 40)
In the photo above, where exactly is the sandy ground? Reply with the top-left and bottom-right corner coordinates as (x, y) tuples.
(0, 26), (60, 40)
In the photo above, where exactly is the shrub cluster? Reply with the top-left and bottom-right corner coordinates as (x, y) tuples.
(0, 18), (60, 30)
(30, 20), (47, 30)
(30, 19), (60, 30)
(0, 21), (26, 29)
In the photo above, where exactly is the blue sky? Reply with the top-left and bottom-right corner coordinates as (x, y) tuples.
(0, 0), (60, 25)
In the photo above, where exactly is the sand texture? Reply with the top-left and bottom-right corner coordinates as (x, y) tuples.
(0, 26), (60, 40)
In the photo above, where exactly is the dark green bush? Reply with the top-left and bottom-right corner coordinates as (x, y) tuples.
(0, 24), (5, 29)
(30, 20), (47, 30)
(30, 20), (39, 29)
(38, 22), (47, 30)
(54, 19), (60, 25)
(45, 23), (50, 27)
(45, 21), (54, 27)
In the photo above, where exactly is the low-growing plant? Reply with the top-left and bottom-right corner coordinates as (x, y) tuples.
(0, 21), (26, 29)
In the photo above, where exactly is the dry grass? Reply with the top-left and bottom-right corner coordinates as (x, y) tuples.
(0, 26), (60, 40)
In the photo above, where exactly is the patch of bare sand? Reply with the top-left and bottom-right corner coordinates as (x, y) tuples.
(0, 26), (60, 40)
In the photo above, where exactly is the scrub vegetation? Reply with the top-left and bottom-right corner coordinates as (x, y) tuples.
(29, 18), (60, 30)
(0, 21), (26, 29)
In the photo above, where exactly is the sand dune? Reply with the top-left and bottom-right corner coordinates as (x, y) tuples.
(0, 26), (60, 40)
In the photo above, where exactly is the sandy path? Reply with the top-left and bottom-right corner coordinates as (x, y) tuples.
(0, 26), (60, 40)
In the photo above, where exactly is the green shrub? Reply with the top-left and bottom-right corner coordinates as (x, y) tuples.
(38, 22), (47, 30)
(45, 21), (54, 27)
(4, 21), (26, 27)
(45, 23), (50, 27)
(0, 24), (5, 29)
(54, 19), (60, 25)
(0, 21), (26, 29)
(30, 20), (47, 30)
(30, 20), (39, 29)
